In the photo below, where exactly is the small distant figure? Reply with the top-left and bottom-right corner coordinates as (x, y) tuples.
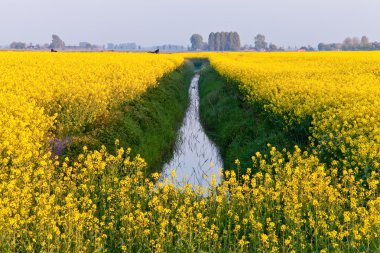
(51, 48), (57, 52)
(148, 49), (159, 54)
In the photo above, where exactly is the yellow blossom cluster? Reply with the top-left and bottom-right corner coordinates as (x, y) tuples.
(0, 52), (183, 251)
(2, 144), (379, 252)
(1, 51), (380, 252)
(205, 51), (380, 251)
(0, 52), (183, 135)
(209, 51), (380, 174)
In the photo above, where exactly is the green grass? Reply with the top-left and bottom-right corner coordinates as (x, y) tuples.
(199, 65), (306, 171)
(66, 62), (194, 172)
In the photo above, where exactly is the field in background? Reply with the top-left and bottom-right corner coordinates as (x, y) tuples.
(0, 52), (188, 251)
(0, 52), (183, 135)
(209, 51), (380, 174)
(0, 51), (379, 252)
(202, 52), (380, 251)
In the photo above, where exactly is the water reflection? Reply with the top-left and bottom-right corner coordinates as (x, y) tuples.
(162, 74), (223, 187)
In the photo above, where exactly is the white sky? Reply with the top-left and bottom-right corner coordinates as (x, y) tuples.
(0, 0), (379, 47)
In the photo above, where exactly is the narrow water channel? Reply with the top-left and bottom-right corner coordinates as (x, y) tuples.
(161, 73), (223, 187)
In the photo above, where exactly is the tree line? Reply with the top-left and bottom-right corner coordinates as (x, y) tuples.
(190, 32), (241, 51)
(190, 32), (285, 52)
(208, 32), (241, 51)
(10, 34), (65, 50)
(318, 36), (380, 51)
(191, 33), (380, 52)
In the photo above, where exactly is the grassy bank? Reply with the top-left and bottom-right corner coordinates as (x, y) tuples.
(66, 61), (194, 171)
(199, 65), (306, 171)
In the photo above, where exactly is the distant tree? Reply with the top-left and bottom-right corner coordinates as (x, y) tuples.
(361, 36), (369, 45)
(318, 42), (341, 51)
(254, 34), (267, 51)
(318, 43), (326, 51)
(207, 32), (240, 51)
(226, 33), (232, 50)
(299, 46), (307, 51)
(190, 34), (203, 50)
(360, 35), (371, 50)
(220, 32), (227, 51)
(343, 37), (352, 45)
(373, 42), (380, 50)
(318, 36), (380, 51)
(342, 37), (353, 50)
(208, 33), (215, 51)
(341, 36), (364, 50)
(352, 37), (360, 47)
(268, 43), (278, 51)
(299, 45), (315, 51)
(231, 32), (241, 51)
(51, 34), (65, 49)
(215, 32), (221, 51)
(10, 42), (26, 49)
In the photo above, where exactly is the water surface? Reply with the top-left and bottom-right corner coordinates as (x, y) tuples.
(162, 74), (223, 187)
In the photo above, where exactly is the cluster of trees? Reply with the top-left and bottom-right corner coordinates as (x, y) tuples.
(190, 33), (380, 52)
(299, 45), (315, 51)
(318, 36), (380, 51)
(9, 35), (66, 50)
(10, 42), (27, 49)
(10, 42), (48, 50)
(10, 35), (66, 50)
(249, 34), (285, 51)
(13, 33), (380, 53)
(208, 32), (241, 51)
(190, 32), (284, 52)
(190, 32), (241, 51)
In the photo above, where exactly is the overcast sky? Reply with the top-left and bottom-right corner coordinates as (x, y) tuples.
(0, 0), (379, 47)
